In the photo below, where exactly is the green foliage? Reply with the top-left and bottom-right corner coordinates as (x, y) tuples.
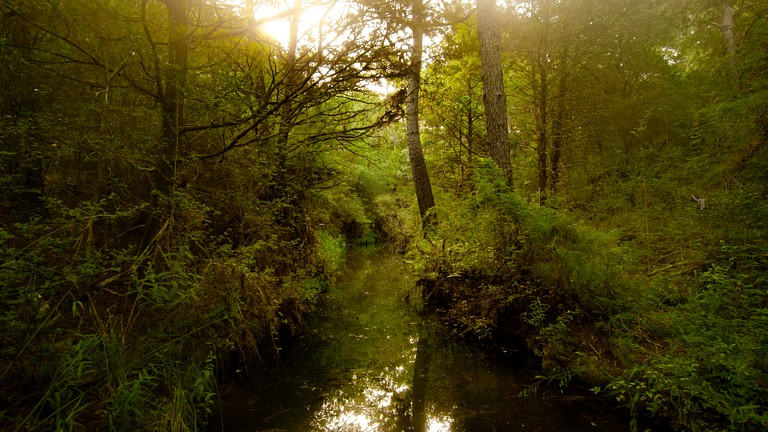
(409, 139), (751, 432)
(134, 252), (201, 309)
(523, 298), (549, 327)
(315, 230), (347, 278)
(34, 335), (97, 432)
(371, 192), (419, 247)
(2, 0), (766, 430)
(417, 160), (633, 317)
(422, 23), (486, 193)
(0, 189), (323, 430)
(414, 161), (524, 277)
(309, 137), (420, 248)
(528, 211), (636, 316)
(589, 243), (768, 431)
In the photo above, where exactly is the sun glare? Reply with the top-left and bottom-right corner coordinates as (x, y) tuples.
(224, 0), (411, 95)
(252, 0), (351, 48)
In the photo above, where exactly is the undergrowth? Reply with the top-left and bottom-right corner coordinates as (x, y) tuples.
(0, 193), (344, 431)
(412, 163), (768, 431)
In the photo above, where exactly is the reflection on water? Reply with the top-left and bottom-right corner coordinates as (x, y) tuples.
(209, 246), (628, 432)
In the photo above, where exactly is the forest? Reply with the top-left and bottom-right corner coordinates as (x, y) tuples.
(0, 0), (766, 430)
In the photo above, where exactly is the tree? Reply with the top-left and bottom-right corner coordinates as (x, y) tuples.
(142, 0), (190, 250)
(500, 0), (674, 205)
(422, 28), (485, 193)
(679, 0), (768, 173)
(476, 0), (512, 187)
(0, 5), (47, 220)
(406, 0), (437, 225)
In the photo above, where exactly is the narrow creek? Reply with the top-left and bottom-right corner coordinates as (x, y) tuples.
(209, 246), (629, 431)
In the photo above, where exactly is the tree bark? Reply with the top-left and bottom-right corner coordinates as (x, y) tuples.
(721, 3), (737, 88)
(406, 0), (436, 226)
(534, 55), (548, 205)
(477, 0), (512, 187)
(269, 0), (303, 234)
(277, 0), (302, 150)
(142, 0), (189, 250)
(159, 0), (188, 181)
(549, 44), (569, 195)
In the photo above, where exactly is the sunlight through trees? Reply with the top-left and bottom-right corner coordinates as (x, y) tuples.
(1, 0), (766, 430)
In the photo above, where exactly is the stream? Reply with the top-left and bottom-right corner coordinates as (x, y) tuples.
(209, 246), (629, 431)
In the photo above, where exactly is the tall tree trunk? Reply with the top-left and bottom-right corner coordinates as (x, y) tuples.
(549, 104), (563, 195)
(277, 0), (301, 150)
(142, 0), (189, 250)
(534, 56), (548, 205)
(721, 3), (737, 88)
(464, 76), (476, 188)
(269, 0), (303, 235)
(477, 0), (512, 187)
(549, 44), (569, 195)
(406, 0), (436, 226)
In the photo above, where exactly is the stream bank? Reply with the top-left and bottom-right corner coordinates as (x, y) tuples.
(209, 246), (629, 431)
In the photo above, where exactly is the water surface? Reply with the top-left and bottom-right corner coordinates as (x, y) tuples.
(210, 246), (628, 431)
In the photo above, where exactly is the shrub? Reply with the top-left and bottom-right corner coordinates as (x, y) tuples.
(316, 230), (347, 278)
(596, 243), (768, 431)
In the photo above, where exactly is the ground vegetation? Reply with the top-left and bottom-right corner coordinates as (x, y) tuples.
(414, 1), (768, 430)
(1, 0), (767, 430)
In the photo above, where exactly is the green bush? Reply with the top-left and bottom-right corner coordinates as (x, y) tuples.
(0, 192), (321, 430)
(412, 161), (525, 278)
(316, 230), (347, 277)
(595, 243), (768, 431)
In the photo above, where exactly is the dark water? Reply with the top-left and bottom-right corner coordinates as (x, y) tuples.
(209, 246), (628, 432)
